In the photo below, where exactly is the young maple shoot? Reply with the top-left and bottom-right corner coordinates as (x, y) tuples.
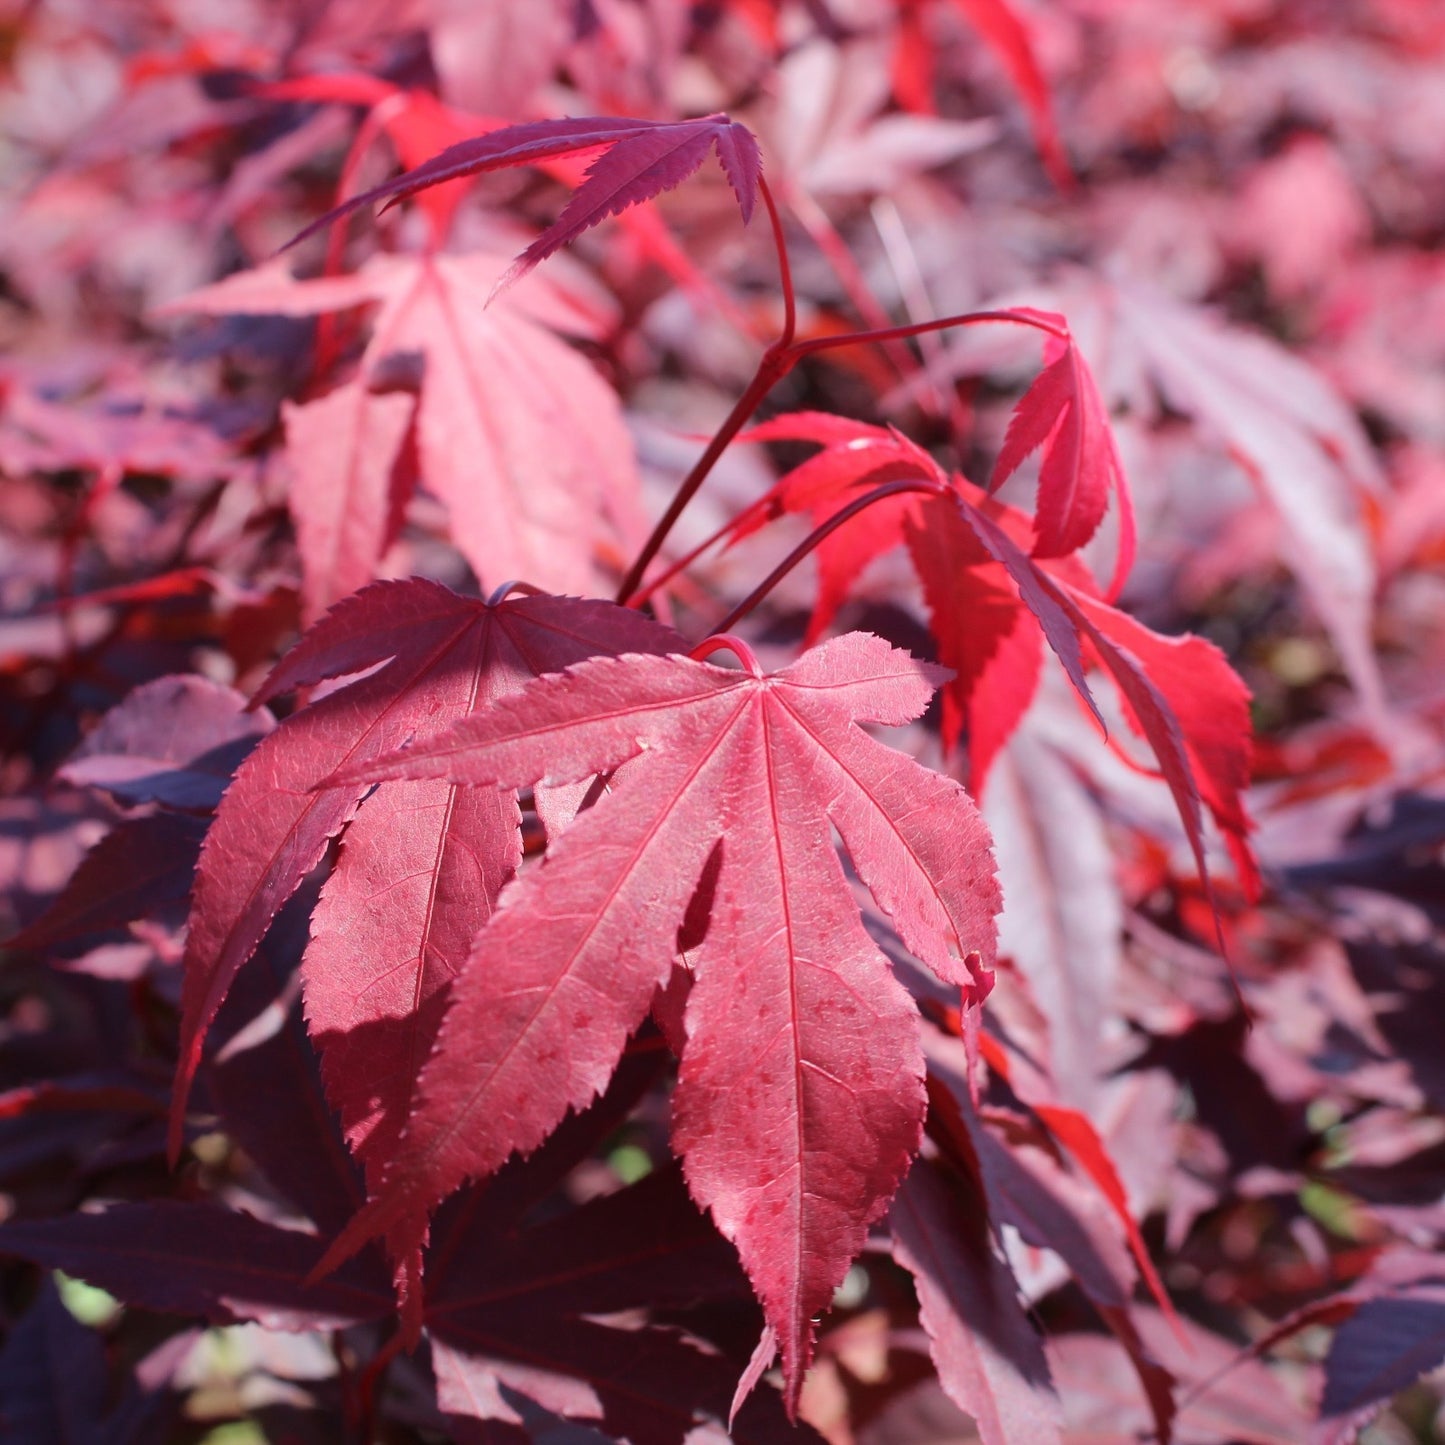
(160, 109), (1256, 1422)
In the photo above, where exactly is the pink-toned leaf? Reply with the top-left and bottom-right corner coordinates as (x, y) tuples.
(316, 633), (999, 1410)
(891, 1156), (1064, 1445)
(981, 738), (1123, 1103)
(1111, 280), (1385, 713)
(281, 382), (415, 623)
(770, 36), (997, 197)
(303, 776), (519, 1191)
(169, 253), (643, 597)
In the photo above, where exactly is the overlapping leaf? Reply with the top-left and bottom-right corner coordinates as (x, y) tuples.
(990, 317), (1136, 587)
(315, 631), (1000, 1409)
(736, 414), (1252, 880)
(170, 580), (681, 1184)
(892, 1156), (1065, 1445)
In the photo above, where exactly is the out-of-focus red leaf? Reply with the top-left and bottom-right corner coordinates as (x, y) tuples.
(947, 0), (1072, 189)
(167, 254), (641, 598)
(891, 1155), (1064, 1444)
(59, 675), (274, 812)
(1110, 281), (1386, 715)
(281, 383), (414, 623)
(769, 37), (997, 198)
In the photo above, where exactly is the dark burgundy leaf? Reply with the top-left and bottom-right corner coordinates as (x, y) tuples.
(7, 813), (204, 951)
(0, 1202), (391, 1330)
(286, 113), (763, 294)
(1317, 1295), (1445, 1445)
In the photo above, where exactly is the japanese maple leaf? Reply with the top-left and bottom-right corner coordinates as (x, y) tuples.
(170, 581), (682, 1183)
(732, 414), (1253, 883)
(1056, 275), (1385, 714)
(316, 632), (1001, 1410)
(739, 412), (944, 642)
(924, 493), (1258, 905)
(164, 250), (642, 607)
(990, 317), (1136, 587)
(290, 112), (763, 296)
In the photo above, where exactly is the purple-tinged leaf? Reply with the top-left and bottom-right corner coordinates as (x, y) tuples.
(0, 1279), (122, 1445)
(433, 1322), (813, 1445)
(0, 1202), (391, 1331)
(891, 1156), (1064, 1445)
(286, 113), (763, 296)
(59, 675), (274, 812)
(1314, 1294), (1445, 1445)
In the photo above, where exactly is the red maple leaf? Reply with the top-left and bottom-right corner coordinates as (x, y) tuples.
(990, 315), (1136, 587)
(313, 631), (1001, 1410)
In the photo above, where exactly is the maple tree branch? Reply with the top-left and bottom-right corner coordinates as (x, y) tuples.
(784, 307), (1069, 361)
(759, 175), (795, 351)
(615, 345), (796, 605)
(710, 476), (950, 634)
(624, 489), (780, 609)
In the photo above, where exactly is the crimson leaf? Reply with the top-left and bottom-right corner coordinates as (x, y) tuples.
(316, 632), (1000, 1410)
(990, 322), (1136, 585)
